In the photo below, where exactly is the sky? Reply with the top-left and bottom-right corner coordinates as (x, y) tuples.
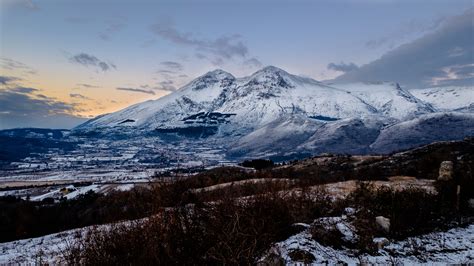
(0, 0), (472, 129)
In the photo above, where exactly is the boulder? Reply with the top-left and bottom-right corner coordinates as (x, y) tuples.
(373, 237), (390, 249)
(468, 199), (474, 209)
(375, 216), (390, 233)
(438, 161), (454, 181)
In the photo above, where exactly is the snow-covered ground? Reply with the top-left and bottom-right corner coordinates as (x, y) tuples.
(266, 220), (474, 265)
(0, 227), (83, 264)
(1, 215), (472, 265)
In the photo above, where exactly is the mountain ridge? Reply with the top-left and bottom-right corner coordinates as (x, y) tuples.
(75, 66), (474, 159)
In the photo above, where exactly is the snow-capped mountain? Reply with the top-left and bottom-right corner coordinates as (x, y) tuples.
(78, 66), (436, 131)
(76, 66), (474, 159)
(409, 86), (474, 112)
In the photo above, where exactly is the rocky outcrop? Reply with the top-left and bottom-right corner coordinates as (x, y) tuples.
(438, 161), (454, 181)
(375, 216), (390, 233)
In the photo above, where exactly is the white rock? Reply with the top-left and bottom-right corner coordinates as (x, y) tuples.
(375, 216), (390, 233)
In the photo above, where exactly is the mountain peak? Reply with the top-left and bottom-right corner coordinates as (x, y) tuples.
(246, 66), (295, 88)
(204, 69), (235, 80)
(183, 69), (235, 91)
(253, 65), (289, 76)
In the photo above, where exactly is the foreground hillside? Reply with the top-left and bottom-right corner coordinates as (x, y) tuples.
(0, 139), (473, 264)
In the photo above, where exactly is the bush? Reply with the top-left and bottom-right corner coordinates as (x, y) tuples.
(346, 181), (464, 239)
(66, 195), (297, 265)
(240, 159), (274, 170)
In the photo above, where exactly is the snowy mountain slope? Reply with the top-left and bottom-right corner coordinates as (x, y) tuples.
(370, 112), (474, 154)
(409, 86), (474, 111)
(228, 114), (324, 158)
(230, 112), (474, 158)
(76, 66), (439, 133)
(332, 82), (436, 120)
(229, 115), (389, 158)
(74, 66), (474, 158)
(76, 70), (236, 130)
(203, 67), (384, 138)
(298, 116), (389, 154)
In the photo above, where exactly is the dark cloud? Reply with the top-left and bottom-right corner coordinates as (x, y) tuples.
(335, 8), (474, 88)
(70, 93), (90, 100)
(327, 62), (359, 73)
(243, 58), (263, 68)
(0, 57), (37, 75)
(10, 87), (39, 94)
(366, 16), (445, 49)
(0, 88), (86, 129)
(116, 87), (156, 95)
(0, 76), (21, 85)
(69, 53), (116, 72)
(150, 21), (248, 65)
(431, 64), (474, 86)
(160, 61), (183, 71)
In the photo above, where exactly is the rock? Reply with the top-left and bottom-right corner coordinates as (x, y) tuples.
(344, 207), (356, 216)
(375, 216), (390, 233)
(438, 161), (454, 181)
(468, 199), (474, 209)
(373, 237), (390, 249)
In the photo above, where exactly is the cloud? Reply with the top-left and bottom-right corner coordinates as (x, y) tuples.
(366, 15), (445, 49)
(23, 0), (39, 10)
(150, 21), (248, 64)
(0, 88), (86, 129)
(155, 81), (177, 92)
(156, 70), (176, 74)
(160, 61), (183, 71)
(153, 60), (189, 92)
(140, 82), (177, 92)
(0, 76), (21, 85)
(0, 57), (37, 75)
(10, 86), (39, 94)
(69, 53), (116, 72)
(243, 58), (263, 68)
(70, 93), (90, 100)
(334, 8), (474, 88)
(7, 0), (40, 10)
(76, 83), (101, 89)
(116, 87), (156, 95)
(430, 64), (474, 86)
(99, 18), (127, 41)
(327, 62), (359, 73)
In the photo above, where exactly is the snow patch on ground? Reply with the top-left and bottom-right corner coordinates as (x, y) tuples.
(267, 222), (474, 265)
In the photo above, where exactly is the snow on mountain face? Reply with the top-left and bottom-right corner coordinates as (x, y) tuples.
(75, 66), (474, 158)
(409, 86), (474, 111)
(75, 70), (236, 130)
(228, 114), (324, 158)
(77, 66), (437, 133)
(370, 112), (474, 154)
(332, 82), (436, 120)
